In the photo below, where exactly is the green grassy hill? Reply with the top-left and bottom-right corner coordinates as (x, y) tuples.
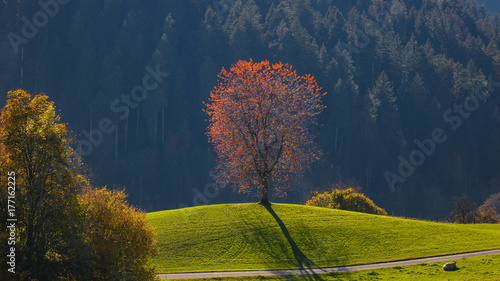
(146, 203), (500, 274)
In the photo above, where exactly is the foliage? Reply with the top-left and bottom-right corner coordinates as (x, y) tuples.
(79, 187), (159, 281)
(477, 193), (500, 223)
(0, 90), (159, 280)
(306, 188), (387, 215)
(205, 59), (325, 203)
(451, 196), (478, 224)
(147, 203), (500, 273)
(0, 89), (90, 280)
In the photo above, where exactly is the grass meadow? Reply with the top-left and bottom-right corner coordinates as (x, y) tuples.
(147, 203), (500, 274)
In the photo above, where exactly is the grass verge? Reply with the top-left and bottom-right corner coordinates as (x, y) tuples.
(171, 254), (500, 280)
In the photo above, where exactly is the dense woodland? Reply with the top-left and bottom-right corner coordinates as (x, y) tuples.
(2, 0), (500, 219)
(477, 0), (500, 13)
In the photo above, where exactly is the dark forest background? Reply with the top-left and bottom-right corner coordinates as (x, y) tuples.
(2, 0), (500, 219)
(477, 0), (500, 13)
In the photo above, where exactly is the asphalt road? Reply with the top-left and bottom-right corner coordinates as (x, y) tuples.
(158, 249), (500, 280)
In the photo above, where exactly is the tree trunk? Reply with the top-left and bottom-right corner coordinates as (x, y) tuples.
(125, 112), (128, 151)
(136, 107), (140, 137)
(114, 122), (118, 162)
(162, 107), (165, 143)
(154, 109), (158, 140)
(259, 175), (270, 205)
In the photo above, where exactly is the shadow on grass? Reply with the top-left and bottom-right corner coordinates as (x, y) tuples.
(262, 204), (352, 281)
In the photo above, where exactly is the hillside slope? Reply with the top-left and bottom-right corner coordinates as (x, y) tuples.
(146, 203), (500, 273)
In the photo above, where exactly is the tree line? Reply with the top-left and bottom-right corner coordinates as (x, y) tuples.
(1, 0), (500, 218)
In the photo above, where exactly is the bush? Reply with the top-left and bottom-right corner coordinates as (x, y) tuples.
(477, 193), (500, 223)
(306, 188), (387, 215)
(79, 187), (159, 281)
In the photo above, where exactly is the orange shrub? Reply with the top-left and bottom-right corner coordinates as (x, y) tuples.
(477, 193), (500, 223)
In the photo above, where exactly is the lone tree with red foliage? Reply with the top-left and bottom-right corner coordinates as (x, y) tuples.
(205, 60), (326, 204)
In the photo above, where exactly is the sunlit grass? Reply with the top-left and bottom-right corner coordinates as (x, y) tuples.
(146, 203), (500, 273)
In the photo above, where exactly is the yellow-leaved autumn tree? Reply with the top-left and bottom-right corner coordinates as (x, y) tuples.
(0, 89), (88, 280)
(0, 90), (159, 280)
